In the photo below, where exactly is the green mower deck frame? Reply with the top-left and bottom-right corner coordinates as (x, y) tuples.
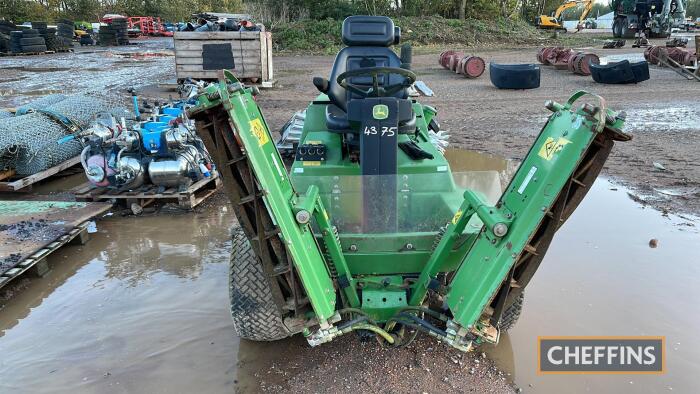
(189, 35), (630, 349)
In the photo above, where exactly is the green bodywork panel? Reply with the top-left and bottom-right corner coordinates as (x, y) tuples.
(193, 71), (626, 347)
(291, 94), (481, 278)
(447, 97), (609, 329)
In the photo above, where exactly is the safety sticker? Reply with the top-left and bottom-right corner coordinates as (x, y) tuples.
(302, 161), (321, 166)
(249, 118), (269, 146)
(451, 209), (463, 225)
(538, 137), (571, 161)
(517, 166), (537, 195)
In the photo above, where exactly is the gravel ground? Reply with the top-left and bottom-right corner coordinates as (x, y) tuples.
(239, 335), (516, 393)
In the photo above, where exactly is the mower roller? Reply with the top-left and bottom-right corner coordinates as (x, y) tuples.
(188, 16), (631, 351)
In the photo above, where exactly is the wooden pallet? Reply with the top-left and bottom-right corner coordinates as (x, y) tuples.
(74, 173), (221, 210)
(0, 155), (81, 192)
(0, 222), (90, 290)
(0, 200), (112, 290)
(0, 50), (57, 57)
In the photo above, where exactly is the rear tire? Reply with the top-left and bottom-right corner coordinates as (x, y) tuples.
(229, 228), (292, 341)
(612, 18), (622, 38)
(498, 293), (524, 332)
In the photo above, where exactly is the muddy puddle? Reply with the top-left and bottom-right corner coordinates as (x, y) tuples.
(0, 37), (175, 108)
(0, 175), (698, 393)
(621, 102), (700, 133)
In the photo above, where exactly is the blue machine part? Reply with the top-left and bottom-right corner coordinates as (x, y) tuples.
(161, 107), (183, 117)
(158, 115), (177, 124)
(141, 122), (169, 152)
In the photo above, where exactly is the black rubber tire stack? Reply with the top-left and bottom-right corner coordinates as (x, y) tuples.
(44, 28), (60, 51)
(32, 22), (60, 52)
(56, 19), (74, 49)
(10, 31), (23, 53)
(111, 17), (129, 45)
(20, 28), (47, 53)
(98, 24), (116, 46)
(0, 21), (17, 53)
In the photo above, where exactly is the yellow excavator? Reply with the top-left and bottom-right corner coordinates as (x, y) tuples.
(536, 0), (594, 31)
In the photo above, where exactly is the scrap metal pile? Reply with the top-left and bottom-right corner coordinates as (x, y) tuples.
(438, 50), (485, 78)
(644, 45), (697, 67)
(0, 94), (129, 175)
(179, 13), (264, 32)
(78, 101), (215, 191)
(537, 47), (600, 76)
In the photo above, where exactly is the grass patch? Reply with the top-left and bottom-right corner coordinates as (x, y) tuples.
(270, 16), (610, 54)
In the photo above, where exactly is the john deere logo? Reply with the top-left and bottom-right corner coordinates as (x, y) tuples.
(373, 104), (389, 120)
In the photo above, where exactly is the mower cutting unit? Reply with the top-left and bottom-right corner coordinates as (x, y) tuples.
(188, 16), (631, 351)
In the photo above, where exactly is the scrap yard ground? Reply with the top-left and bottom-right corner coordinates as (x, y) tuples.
(0, 34), (699, 394)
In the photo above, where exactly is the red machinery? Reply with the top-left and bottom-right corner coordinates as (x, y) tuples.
(127, 17), (173, 37)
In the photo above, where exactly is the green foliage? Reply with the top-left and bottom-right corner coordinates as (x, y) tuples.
(271, 15), (568, 54)
(0, 0), (243, 23)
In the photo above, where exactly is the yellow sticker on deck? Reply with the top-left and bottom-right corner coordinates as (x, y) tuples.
(538, 137), (572, 161)
(249, 118), (269, 147)
(302, 161), (321, 166)
(451, 209), (463, 225)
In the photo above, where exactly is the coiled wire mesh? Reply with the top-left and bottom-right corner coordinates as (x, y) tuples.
(0, 93), (129, 175)
(15, 93), (67, 114)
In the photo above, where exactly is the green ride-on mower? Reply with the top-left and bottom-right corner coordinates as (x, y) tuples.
(188, 16), (631, 351)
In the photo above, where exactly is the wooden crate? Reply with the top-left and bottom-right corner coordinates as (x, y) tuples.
(74, 173), (222, 210)
(0, 155), (81, 192)
(174, 31), (274, 86)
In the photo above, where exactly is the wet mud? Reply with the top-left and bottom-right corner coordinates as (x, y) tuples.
(0, 177), (696, 393)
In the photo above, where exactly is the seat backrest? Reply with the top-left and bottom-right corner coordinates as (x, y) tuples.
(327, 16), (407, 111)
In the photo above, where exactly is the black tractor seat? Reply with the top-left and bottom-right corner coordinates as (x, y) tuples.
(325, 101), (416, 134)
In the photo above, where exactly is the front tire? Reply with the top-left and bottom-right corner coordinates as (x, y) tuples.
(229, 229), (291, 341)
(498, 293), (524, 332)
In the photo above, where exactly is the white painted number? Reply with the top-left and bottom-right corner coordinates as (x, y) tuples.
(363, 126), (397, 137)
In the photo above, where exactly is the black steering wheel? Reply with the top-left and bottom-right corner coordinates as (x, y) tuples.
(336, 67), (416, 98)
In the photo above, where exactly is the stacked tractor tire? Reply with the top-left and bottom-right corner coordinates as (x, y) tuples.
(0, 21), (17, 53)
(438, 50), (485, 78)
(537, 47), (600, 76)
(32, 21), (70, 52)
(15, 28), (46, 53)
(99, 17), (129, 46)
(56, 19), (75, 49)
(644, 45), (697, 67)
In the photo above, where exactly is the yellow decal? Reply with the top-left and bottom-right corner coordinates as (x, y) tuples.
(249, 118), (269, 146)
(452, 209), (463, 225)
(538, 137), (571, 161)
(302, 161), (321, 166)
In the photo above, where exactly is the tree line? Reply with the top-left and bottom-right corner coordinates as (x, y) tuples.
(2, 0), (700, 25)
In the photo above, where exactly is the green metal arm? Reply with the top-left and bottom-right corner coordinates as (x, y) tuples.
(195, 71), (338, 325)
(443, 91), (622, 339)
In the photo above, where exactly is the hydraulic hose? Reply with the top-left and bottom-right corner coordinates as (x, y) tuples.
(80, 145), (92, 172)
(397, 306), (449, 322)
(388, 312), (448, 338)
(337, 316), (368, 331)
(348, 323), (395, 344)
